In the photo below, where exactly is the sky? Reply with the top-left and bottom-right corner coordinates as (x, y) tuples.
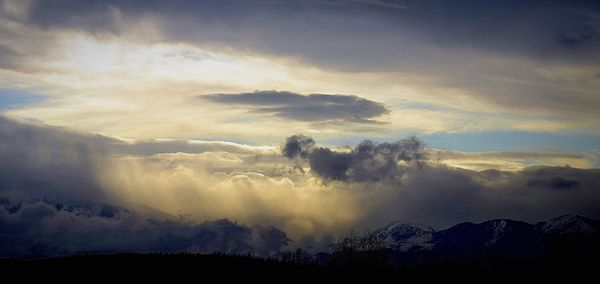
(1, 0), (600, 257)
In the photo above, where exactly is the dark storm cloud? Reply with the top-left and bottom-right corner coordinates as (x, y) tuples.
(0, 115), (282, 201)
(12, 0), (600, 66)
(0, 45), (20, 70)
(350, 137), (426, 180)
(24, 0), (123, 33)
(3, 1), (600, 116)
(521, 166), (587, 191)
(0, 115), (271, 157)
(0, 116), (109, 201)
(363, 165), (600, 229)
(279, 133), (600, 228)
(0, 115), (237, 200)
(557, 32), (594, 49)
(283, 134), (426, 181)
(282, 134), (315, 159)
(0, 197), (289, 258)
(201, 91), (390, 124)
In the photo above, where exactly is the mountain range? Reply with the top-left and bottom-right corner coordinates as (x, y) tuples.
(375, 214), (600, 263)
(2, 196), (599, 261)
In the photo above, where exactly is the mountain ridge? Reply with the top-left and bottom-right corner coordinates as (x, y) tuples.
(375, 214), (600, 262)
(2, 196), (599, 260)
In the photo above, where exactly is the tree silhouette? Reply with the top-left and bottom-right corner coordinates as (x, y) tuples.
(330, 230), (387, 268)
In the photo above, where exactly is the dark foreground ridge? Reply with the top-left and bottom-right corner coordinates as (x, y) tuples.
(0, 252), (597, 281)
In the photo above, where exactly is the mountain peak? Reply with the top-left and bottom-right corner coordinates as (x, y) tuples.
(381, 221), (435, 234)
(376, 222), (435, 251)
(539, 214), (599, 235)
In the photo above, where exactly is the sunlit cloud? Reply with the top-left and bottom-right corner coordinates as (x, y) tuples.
(2, 116), (598, 240)
(1, 1), (599, 142)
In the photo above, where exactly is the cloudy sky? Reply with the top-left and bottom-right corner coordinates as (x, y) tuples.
(1, 0), (600, 257)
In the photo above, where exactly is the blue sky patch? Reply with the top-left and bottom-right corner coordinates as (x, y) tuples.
(0, 88), (46, 111)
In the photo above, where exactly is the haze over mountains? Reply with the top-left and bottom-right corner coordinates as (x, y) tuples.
(2, 114), (600, 259)
(2, 194), (599, 260)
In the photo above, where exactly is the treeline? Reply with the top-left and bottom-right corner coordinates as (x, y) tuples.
(1, 231), (597, 281)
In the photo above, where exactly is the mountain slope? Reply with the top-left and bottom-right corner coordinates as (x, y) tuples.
(376, 222), (435, 251)
(377, 215), (600, 261)
(537, 214), (600, 235)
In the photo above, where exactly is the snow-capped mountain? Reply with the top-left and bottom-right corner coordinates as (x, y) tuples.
(376, 222), (435, 251)
(32, 197), (133, 218)
(376, 215), (600, 260)
(536, 214), (600, 235)
(1, 196), (176, 221)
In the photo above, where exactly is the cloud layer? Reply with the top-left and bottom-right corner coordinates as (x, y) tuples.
(201, 91), (390, 124)
(1, 116), (599, 250)
(0, 197), (289, 258)
(1, 0), (599, 139)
